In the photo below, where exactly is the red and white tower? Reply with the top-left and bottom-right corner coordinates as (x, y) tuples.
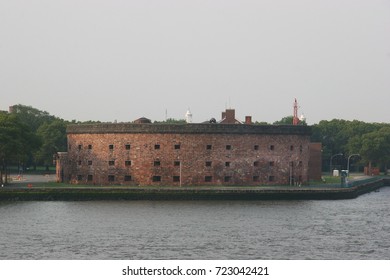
(293, 98), (299, 125)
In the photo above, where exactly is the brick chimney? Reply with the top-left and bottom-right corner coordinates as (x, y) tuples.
(245, 116), (252, 124)
(221, 108), (241, 124)
(225, 109), (235, 124)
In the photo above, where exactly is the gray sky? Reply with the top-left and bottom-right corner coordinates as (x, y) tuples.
(1, 0), (389, 124)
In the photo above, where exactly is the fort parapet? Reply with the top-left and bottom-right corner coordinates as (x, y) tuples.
(67, 123), (311, 135)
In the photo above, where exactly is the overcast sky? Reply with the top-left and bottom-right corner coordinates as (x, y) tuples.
(1, 0), (389, 124)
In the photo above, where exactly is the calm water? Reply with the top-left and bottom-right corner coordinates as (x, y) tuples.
(1, 188), (389, 260)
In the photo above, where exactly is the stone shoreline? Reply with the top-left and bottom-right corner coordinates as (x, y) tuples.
(1, 177), (389, 201)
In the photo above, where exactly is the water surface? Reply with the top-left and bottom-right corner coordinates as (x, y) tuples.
(1, 187), (389, 259)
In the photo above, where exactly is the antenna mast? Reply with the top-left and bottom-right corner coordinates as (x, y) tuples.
(293, 98), (299, 125)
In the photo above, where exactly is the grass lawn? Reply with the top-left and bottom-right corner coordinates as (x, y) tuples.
(309, 175), (341, 185)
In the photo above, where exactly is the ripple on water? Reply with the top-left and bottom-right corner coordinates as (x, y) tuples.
(1, 190), (390, 259)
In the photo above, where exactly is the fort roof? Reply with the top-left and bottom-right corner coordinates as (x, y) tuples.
(67, 123), (311, 135)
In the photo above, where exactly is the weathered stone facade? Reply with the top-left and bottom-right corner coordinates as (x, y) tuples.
(57, 123), (312, 186)
(308, 142), (322, 181)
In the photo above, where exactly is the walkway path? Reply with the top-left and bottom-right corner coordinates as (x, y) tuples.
(3, 174), (56, 188)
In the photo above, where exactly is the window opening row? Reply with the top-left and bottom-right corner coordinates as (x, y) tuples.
(74, 143), (300, 151)
(77, 175), (277, 183)
(150, 175), (277, 183)
(77, 175), (133, 182)
(77, 160), (302, 168)
(76, 144), (132, 150)
(78, 160), (132, 166)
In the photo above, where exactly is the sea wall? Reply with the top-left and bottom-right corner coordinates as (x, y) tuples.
(1, 178), (389, 201)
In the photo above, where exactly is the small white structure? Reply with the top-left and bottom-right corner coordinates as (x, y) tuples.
(185, 109), (193, 123)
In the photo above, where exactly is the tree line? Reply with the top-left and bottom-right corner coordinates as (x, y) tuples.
(270, 116), (390, 173)
(311, 119), (390, 174)
(0, 105), (97, 184)
(1, 104), (390, 184)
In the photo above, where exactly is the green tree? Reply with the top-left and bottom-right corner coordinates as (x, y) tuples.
(9, 104), (70, 170)
(311, 119), (348, 155)
(311, 119), (378, 171)
(154, 118), (186, 124)
(36, 119), (68, 170)
(273, 116), (307, 125)
(360, 127), (390, 173)
(9, 104), (56, 132)
(273, 116), (294, 125)
(254, 121), (270, 125)
(0, 112), (40, 184)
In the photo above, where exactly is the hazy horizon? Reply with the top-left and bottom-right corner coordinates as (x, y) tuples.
(1, 0), (389, 124)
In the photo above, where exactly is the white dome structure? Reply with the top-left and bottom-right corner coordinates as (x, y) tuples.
(185, 109), (193, 123)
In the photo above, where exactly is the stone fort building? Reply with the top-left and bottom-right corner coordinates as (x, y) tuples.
(56, 109), (319, 186)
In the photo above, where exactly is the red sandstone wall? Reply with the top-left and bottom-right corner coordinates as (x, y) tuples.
(66, 133), (310, 186)
(308, 143), (322, 181)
